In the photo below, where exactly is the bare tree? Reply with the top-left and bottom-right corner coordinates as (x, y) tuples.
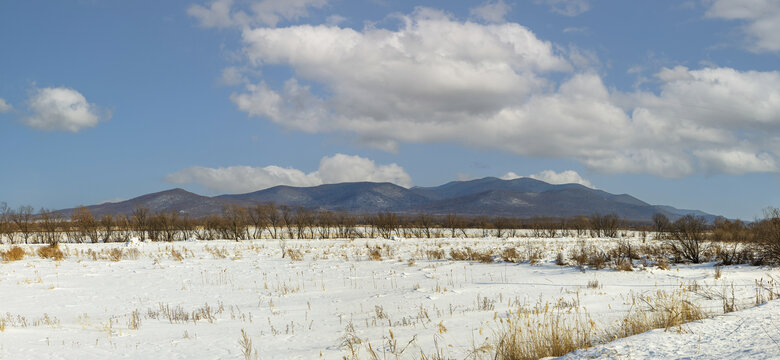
(317, 210), (334, 239)
(416, 213), (434, 238)
(335, 211), (356, 239)
(177, 214), (196, 241)
(589, 214), (620, 238)
(10, 206), (34, 244)
(248, 204), (269, 239)
(265, 203), (281, 239)
(222, 204), (249, 240)
(280, 205), (295, 239)
(160, 211), (180, 242)
(756, 207), (780, 264)
(374, 212), (399, 239)
(475, 216), (492, 237)
(132, 206), (150, 241)
(494, 217), (510, 238)
(571, 216), (589, 237)
(73, 206), (100, 243)
(667, 215), (708, 263)
(38, 208), (63, 245)
(294, 207), (313, 239)
(653, 213), (671, 236)
(100, 214), (115, 243)
(0, 202), (11, 244)
(444, 214), (465, 238)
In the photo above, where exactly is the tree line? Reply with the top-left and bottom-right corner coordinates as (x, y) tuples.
(0, 202), (640, 244)
(1, 201), (778, 263)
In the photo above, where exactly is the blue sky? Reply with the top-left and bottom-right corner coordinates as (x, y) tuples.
(1, 0), (779, 220)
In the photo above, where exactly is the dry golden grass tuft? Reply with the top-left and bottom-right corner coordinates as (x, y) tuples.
(617, 289), (706, 336)
(494, 304), (596, 359)
(501, 247), (520, 262)
(450, 247), (493, 263)
(426, 249), (445, 260)
(1, 246), (26, 262)
(285, 248), (304, 261)
(368, 247), (383, 261)
(615, 258), (634, 272)
(108, 248), (123, 262)
(37, 243), (64, 261)
(494, 289), (707, 360)
(170, 248), (183, 261)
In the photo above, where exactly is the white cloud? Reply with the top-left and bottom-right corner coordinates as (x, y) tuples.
(501, 170), (594, 188)
(219, 66), (248, 85)
(317, 154), (412, 186)
(166, 154), (412, 194)
(188, 0), (235, 28)
(0, 98), (12, 113)
(225, 8), (780, 177)
(234, 7), (571, 150)
(188, 0), (326, 28)
(535, 0), (590, 16)
(705, 0), (780, 52)
(470, 0), (511, 23)
(23, 87), (108, 132)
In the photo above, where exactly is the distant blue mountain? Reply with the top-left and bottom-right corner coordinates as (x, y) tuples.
(60, 177), (718, 222)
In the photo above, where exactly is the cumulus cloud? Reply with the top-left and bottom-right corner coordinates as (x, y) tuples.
(534, 0), (590, 16)
(166, 154), (412, 194)
(0, 98), (11, 113)
(502, 170), (594, 188)
(705, 0), (780, 52)
(470, 0), (511, 23)
(22, 87), (108, 132)
(188, 0), (326, 28)
(223, 8), (780, 177)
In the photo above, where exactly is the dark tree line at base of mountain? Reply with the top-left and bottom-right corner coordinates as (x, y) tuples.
(1, 201), (779, 265)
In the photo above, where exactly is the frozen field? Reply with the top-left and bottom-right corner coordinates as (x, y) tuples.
(1, 236), (779, 359)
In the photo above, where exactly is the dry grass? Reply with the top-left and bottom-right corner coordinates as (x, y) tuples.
(615, 258), (633, 272)
(501, 247), (520, 262)
(494, 289), (707, 360)
(449, 247), (493, 263)
(285, 248), (304, 261)
(108, 248), (124, 262)
(239, 329), (257, 360)
(170, 248), (183, 261)
(616, 289), (706, 336)
(1, 246), (26, 262)
(425, 249), (445, 260)
(494, 302), (596, 360)
(367, 246), (383, 261)
(37, 243), (64, 261)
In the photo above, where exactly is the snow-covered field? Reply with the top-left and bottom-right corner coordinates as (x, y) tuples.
(1, 236), (778, 359)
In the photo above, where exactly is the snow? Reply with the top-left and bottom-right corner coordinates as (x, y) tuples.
(0, 237), (778, 359)
(561, 299), (780, 359)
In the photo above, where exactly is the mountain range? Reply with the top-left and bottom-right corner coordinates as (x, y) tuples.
(59, 177), (718, 222)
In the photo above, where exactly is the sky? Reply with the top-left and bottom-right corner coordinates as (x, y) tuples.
(1, 0), (779, 220)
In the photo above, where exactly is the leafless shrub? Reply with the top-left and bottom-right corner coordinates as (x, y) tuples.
(666, 215), (708, 264)
(755, 207), (780, 265)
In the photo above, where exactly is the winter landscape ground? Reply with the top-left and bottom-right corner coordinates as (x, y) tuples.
(1, 233), (779, 359)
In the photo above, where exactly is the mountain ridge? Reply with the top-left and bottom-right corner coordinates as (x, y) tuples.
(57, 177), (719, 222)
